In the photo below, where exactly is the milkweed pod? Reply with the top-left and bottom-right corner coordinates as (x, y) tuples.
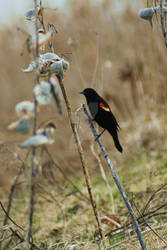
(154, 5), (167, 13)
(25, 8), (37, 21)
(39, 81), (51, 95)
(22, 61), (36, 73)
(40, 52), (61, 61)
(44, 122), (56, 136)
(19, 134), (54, 148)
(15, 101), (35, 117)
(49, 76), (62, 114)
(138, 8), (154, 28)
(50, 60), (64, 80)
(8, 116), (30, 134)
(49, 76), (60, 94)
(37, 122), (56, 136)
(62, 60), (70, 72)
(25, 7), (42, 21)
(34, 81), (51, 105)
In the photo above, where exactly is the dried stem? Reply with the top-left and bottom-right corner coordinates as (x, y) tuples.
(48, 77), (62, 114)
(44, 147), (89, 202)
(25, 0), (39, 247)
(25, 149), (36, 247)
(36, 183), (66, 231)
(160, 0), (167, 47)
(13, 231), (39, 250)
(133, 200), (167, 246)
(3, 151), (30, 226)
(57, 77), (106, 247)
(3, 168), (23, 226)
(90, 144), (115, 214)
(82, 104), (146, 250)
(0, 201), (24, 232)
(39, 0), (46, 32)
(106, 203), (167, 237)
(142, 182), (167, 215)
(110, 223), (167, 249)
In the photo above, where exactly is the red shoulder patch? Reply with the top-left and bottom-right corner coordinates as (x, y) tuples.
(99, 102), (110, 112)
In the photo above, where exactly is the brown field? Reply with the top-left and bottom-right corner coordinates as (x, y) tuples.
(1, 1), (167, 249)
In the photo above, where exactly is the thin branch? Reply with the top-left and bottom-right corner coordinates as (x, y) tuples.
(3, 150), (30, 226)
(57, 77), (106, 247)
(25, 148), (36, 246)
(25, 0), (39, 247)
(37, 183), (66, 231)
(110, 223), (167, 249)
(160, 0), (167, 46)
(0, 201), (24, 232)
(144, 203), (167, 218)
(142, 182), (167, 215)
(39, 0), (46, 32)
(133, 200), (167, 246)
(44, 147), (89, 202)
(106, 204), (167, 236)
(9, 228), (40, 250)
(82, 104), (146, 250)
(90, 144), (115, 214)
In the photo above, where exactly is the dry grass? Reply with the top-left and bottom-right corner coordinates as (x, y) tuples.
(1, 1), (167, 249)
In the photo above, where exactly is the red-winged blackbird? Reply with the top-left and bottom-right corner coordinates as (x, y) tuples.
(80, 88), (123, 153)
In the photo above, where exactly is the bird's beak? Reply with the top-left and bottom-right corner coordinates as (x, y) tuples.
(80, 91), (84, 95)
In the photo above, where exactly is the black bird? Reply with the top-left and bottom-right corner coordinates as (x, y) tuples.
(80, 88), (123, 153)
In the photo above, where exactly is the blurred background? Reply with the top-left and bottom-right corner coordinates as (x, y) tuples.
(1, 0), (167, 158)
(1, 0), (167, 247)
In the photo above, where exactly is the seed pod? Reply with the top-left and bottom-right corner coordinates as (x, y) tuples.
(49, 76), (62, 114)
(34, 81), (51, 105)
(62, 60), (70, 72)
(19, 134), (54, 148)
(22, 61), (36, 73)
(138, 8), (154, 28)
(36, 122), (56, 136)
(15, 101), (35, 117)
(25, 7), (42, 22)
(40, 52), (61, 61)
(50, 60), (64, 80)
(8, 116), (30, 134)
(154, 5), (167, 13)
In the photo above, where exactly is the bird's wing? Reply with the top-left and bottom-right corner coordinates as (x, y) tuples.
(98, 99), (120, 129)
(98, 96), (111, 111)
(99, 101), (110, 112)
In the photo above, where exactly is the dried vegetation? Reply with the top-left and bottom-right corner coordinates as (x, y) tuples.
(0, 1), (167, 249)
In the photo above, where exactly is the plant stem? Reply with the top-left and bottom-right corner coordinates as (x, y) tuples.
(3, 151), (29, 226)
(57, 77), (106, 247)
(82, 104), (146, 250)
(25, 0), (39, 247)
(90, 144), (115, 214)
(160, 0), (167, 47)
(25, 149), (36, 248)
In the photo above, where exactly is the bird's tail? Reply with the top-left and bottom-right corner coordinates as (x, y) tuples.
(108, 129), (123, 153)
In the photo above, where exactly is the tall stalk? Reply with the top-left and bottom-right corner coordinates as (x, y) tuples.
(24, 0), (39, 247)
(57, 77), (106, 247)
(83, 104), (146, 250)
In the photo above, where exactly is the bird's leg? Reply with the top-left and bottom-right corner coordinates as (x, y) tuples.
(95, 129), (106, 141)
